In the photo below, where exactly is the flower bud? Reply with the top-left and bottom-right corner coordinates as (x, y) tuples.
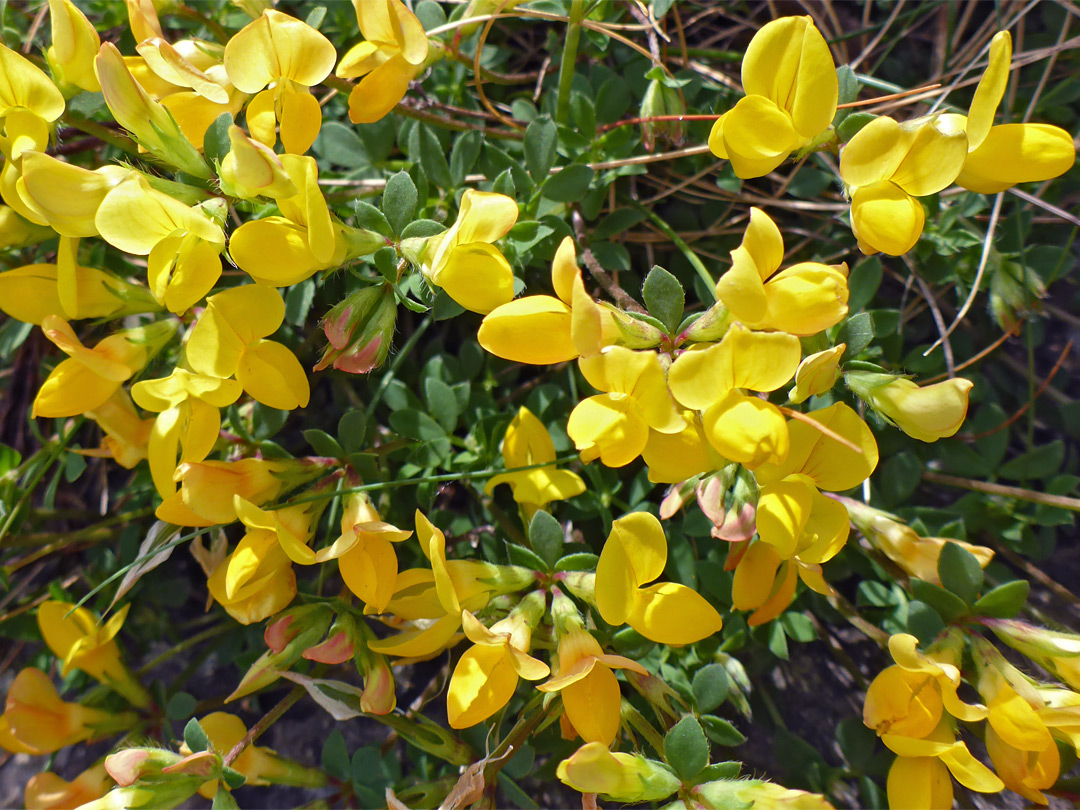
(359, 654), (397, 715)
(790, 345), (845, 404)
(984, 619), (1080, 691)
(227, 604), (334, 702)
(846, 371), (973, 442)
(314, 284), (397, 374)
(556, 742), (680, 802)
(639, 77), (685, 152)
(681, 300), (733, 344)
(695, 779), (835, 809)
(219, 125), (298, 200)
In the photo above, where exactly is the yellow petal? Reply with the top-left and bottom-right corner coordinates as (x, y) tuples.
(790, 345), (844, 404)
(864, 665), (943, 738)
(641, 417), (718, 485)
(47, 0), (101, 92)
(95, 175), (223, 255)
(720, 94), (799, 177)
(223, 10), (336, 93)
(628, 581), (722, 645)
(237, 339), (310, 410)
(748, 559), (797, 626)
(339, 536), (399, 612)
(562, 666), (622, 746)
(732, 541), (781, 611)
(478, 296), (576, 364)
(967, 31), (1011, 151)
(452, 188), (520, 246)
(279, 84), (322, 155)
(887, 756), (953, 810)
(796, 487), (850, 564)
(0, 42), (65, 121)
(0, 264), (64, 323)
(756, 480), (812, 559)
(891, 118), (968, 197)
(567, 394), (648, 467)
(447, 644), (518, 729)
(839, 116), (908, 188)
(19, 153), (128, 238)
(551, 236), (579, 305)
(347, 54), (414, 124)
(368, 612), (461, 657)
(759, 401), (878, 491)
(596, 511), (668, 626)
(432, 242), (515, 315)
(850, 180), (925, 257)
(957, 123), (1076, 194)
(702, 391), (789, 470)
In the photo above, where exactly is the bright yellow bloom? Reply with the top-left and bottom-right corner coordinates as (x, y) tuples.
(556, 742), (680, 802)
(864, 664), (944, 739)
(25, 762), (111, 810)
(478, 237), (615, 364)
(84, 390), (153, 470)
(233, 495), (325, 570)
(568, 347), (685, 467)
(46, 0), (101, 93)
(131, 368), (243, 498)
(207, 528), (296, 625)
(313, 492), (411, 612)
(1, 109), (53, 226)
(37, 602), (150, 707)
(338, 0), (430, 124)
(790, 345), (845, 404)
(595, 512), (722, 645)
(985, 724), (1059, 806)
(447, 592), (549, 729)
(370, 512), (524, 659)
(32, 317), (175, 419)
(410, 189), (518, 314)
(536, 595), (647, 745)
(0, 259), (155, 323)
(882, 719), (1004, 806)
(941, 32), (1075, 194)
(230, 155), (383, 286)
(840, 116), (968, 256)
(0, 41), (66, 122)
(640, 411), (723, 484)
(885, 752), (953, 810)
(186, 284), (310, 410)
(0, 668), (134, 755)
(219, 124), (298, 199)
(708, 16), (837, 178)
(754, 402), (878, 561)
(17, 151), (130, 238)
(667, 323), (801, 469)
(730, 541), (833, 626)
(485, 406), (585, 520)
(223, 10), (336, 154)
(715, 208), (849, 335)
(94, 43), (210, 178)
(847, 371), (973, 442)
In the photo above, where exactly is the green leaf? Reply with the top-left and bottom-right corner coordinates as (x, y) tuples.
(184, 718), (210, 753)
(450, 130), (483, 186)
(973, 580), (1030, 618)
(418, 126), (453, 189)
(424, 378), (460, 432)
(692, 663), (730, 713)
(847, 257), (882, 311)
(203, 113), (233, 165)
(353, 202), (393, 237)
(836, 716), (878, 771)
(999, 441), (1065, 481)
(911, 578), (969, 620)
(665, 715), (710, 780)
(165, 691), (197, 720)
(374, 246), (398, 282)
(505, 542), (549, 572)
(641, 265), (684, 333)
(553, 552), (599, 572)
(767, 621), (789, 659)
(524, 115), (558, 182)
(937, 542), (984, 605)
(313, 121), (369, 169)
(304, 6), (326, 28)
(835, 65), (859, 106)
(220, 767), (246, 790)
(322, 730), (351, 781)
(382, 171), (418, 237)
(838, 312), (874, 360)
(492, 167), (516, 198)
(528, 511), (563, 569)
(542, 164), (594, 202)
(696, 761), (741, 782)
(906, 600), (947, 645)
(700, 715), (746, 747)
(837, 112), (877, 143)
(212, 787), (241, 809)
(400, 219), (444, 239)
(878, 452), (922, 507)
(284, 279), (315, 326)
(338, 409), (368, 454)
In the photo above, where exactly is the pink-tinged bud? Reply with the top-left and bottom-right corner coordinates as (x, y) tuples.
(160, 750), (221, 779)
(314, 284), (397, 374)
(228, 605), (334, 702)
(696, 469), (757, 542)
(264, 614), (297, 654)
(302, 630), (354, 664)
(106, 748), (186, 786)
(360, 656), (396, 715)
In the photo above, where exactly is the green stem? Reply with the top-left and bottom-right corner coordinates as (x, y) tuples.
(622, 701), (667, 758)
(638, 205), (718, 300)
(62, 113), (140, 157)
(359, 314), (432, 440)
(555, 0), (586, 125)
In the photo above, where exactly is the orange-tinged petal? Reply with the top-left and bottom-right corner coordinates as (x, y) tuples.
(732, 541), (782, 611)
(887, 756), (953, 810)
(347, 54), (413, 124)
(562, 665), (622, 746)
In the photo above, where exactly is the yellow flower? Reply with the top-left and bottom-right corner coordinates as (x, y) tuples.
(223, 10), (336, 154)
(233, 495), (325, 569)
(667, 323), (801, 469)
(0, 259), (155, 324)
(313, 492), (412, 612)
(94, 42), (210, 178)
(556, 742), (680, 802)
(186, 284), (310, 410)
(640, 411), (723, 484)
(447, 593), (549, 729)
(840, 116), (968, 256)
(230, 155), (384, 286)
(884, 751), (954, 810)
(0, 668), (135, 755)
(1, 108), (54, 226)
(864, 664), (944, 739)
(24, 762), (112, 810)
(218, 124), (298, 200)
(754, 402), (878, 562)
(595, 512), (722, 645)
(790, 345), (845, 404)
(338, 0), (431, 124)
(730, 540), (834, 626)
(846, 371), (973, 442)
(207, 527), (296, 625)
(715, 207), (849, 335)
(408, 189), (519, 314)
(46, 0), (101, 93)
(17, 151), (130, 238)
(485, 406), (585, 520)
(37, 601), (150, 708)
(32, 317), (175, 419)
(536, 594), (647, 746)
(567, 347), (685, 467)
(84, 390), (153, 470)
(131, 368), (243, 498)
(882, 719), (1004, 806)
(708, 16), (837, 178)
(478, 237), (615, 364)
(940, 32), (1075, 194)
(0, 41), (66, 122)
